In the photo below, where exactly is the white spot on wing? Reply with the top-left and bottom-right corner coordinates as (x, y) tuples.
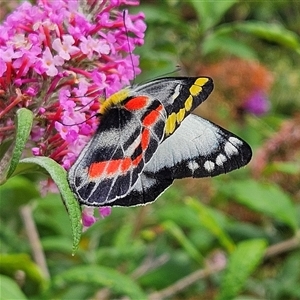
(204, 160), (215, 172)
(171, 84), (181, 102)
(188, 161), (199, 172)
(125, 135), (141, 156)
(229, 136), (243, 146)
(216, 154), (227, 166)
(224, 142), (239, 157)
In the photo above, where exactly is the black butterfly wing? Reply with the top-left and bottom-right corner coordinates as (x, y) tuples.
(68, 78), (214, 206)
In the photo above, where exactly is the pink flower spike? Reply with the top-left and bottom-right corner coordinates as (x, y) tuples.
(0, 0), (145, 210)
(99, 207), (112, 218)
(39, 179), (59, 197)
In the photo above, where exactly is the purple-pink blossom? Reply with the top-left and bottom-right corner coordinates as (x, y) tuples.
(244, 91), (270, 116)
(0, 0), (146, 224)
(81, 206), (112, 230)
(0, 0), (145, 162)
(52, 35), (79, 60)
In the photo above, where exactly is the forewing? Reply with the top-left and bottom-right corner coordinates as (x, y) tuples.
(134, 77), (214, 137)
(68, 77), (214, 207)
(68, 96), (167, 206)
(134, 77), (213, 115)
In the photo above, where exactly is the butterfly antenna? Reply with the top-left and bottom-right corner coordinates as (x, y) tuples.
(58, 113), (99, 127)
(123, 10), (136, 84)
(156, 66), (182, 78)
(136, 66), (183, 86)
(71, 96), (97, 112)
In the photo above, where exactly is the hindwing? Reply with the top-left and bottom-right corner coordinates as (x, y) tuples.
(68, 77), (214, 206)
(108, 114), (252, 207)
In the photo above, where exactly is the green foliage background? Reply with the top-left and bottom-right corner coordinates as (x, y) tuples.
(1, 1), (300, 299)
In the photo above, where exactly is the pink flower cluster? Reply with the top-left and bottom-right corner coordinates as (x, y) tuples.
(0, 0), (145, 166)
(0, 0), (146, 224)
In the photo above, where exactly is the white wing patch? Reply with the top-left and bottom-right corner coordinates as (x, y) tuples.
(145, 114), (250, 178)
(188, 161), (199, 172)
(148, 115), (222, 169)
(204, 160), (215, 172)
(224, 141), (239, 156)
(171, 84), (181, 102)
(229, 136), (243, 145)
(216, 154), (227, 166)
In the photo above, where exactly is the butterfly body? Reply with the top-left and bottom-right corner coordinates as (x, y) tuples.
(68, 77), (252, 207)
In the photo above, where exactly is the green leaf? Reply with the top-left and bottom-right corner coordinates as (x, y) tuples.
(34, 193), (74, 237)
(53, 265), (147, 299)
(163, 220), (203, 264)
(266, 161), (300, 175)
(0, 139), (13, 162)
(0, 275), (28, 300)
(12, 161), (48, 177)
(217, 239), (267, 300)
(216, 21), (300, 53)
(41, 236), (82, 255)
(0, 254), (47, 294)
(186, 197), (235, 253)
(138, 5), (182, 27)
(0, 176), (40, 208)
(272, 251), (300, 298)
(17, 157), (82, 254)
(156, 202), (205, 228)
(202, 33), (257, 59)
(218, 180), (298, 231)
(236, 21), (300, 51)
(188, 0), (238, 31)
(0, 108), (33, 183)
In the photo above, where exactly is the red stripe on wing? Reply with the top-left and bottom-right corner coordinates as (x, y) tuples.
(106, 159), (122, 175)
(124, 96), (148, 111)
(142, 104), (163, 127)
(132, 153), (143, 166)
(141, 128), (150, 151)
(120, 157), (132, 172)
(88, 157), (136, 179)
(88, 103), (163, 180)
(88, 161), (107, 178)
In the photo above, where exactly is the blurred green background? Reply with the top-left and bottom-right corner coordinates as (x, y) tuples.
(1, 1), (299, 299)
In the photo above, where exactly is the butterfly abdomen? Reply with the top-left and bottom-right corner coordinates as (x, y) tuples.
(99, 88), (131, 115)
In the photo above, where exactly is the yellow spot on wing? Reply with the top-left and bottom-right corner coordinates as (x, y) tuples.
(184, 95), (193, 111)
(189, 84), (201, 96)
(176, 108), (185, 123)
(99, 88), (130, 115)
(189, 77), (209, 96)
(165, 112), (177, 135)
(165, 78), (210, 136)
(195, 77), (209, 87)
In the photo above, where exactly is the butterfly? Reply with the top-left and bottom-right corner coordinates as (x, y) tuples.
(68, 77), (252, 207)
